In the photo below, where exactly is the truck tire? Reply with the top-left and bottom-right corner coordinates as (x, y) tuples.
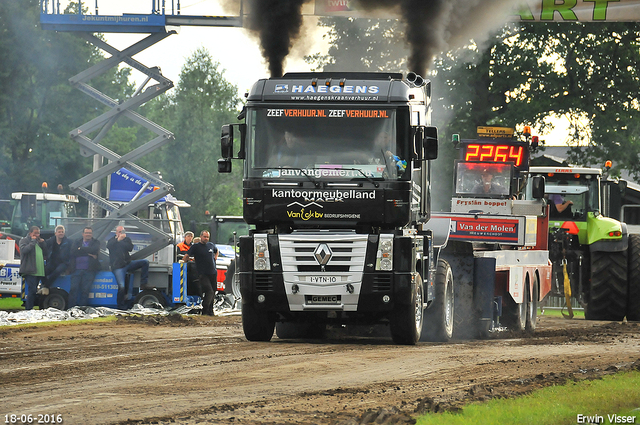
(134, 290), (166, 309)
(276, 322), (326, 339)
(40, 288), (68, 311)
(242, 301), (275, 342)
(627, 235), (640, 321)
(389, 273), (424, 345)
(525, 274), (539, 332)
(585, 250), (627, 321)
(503, 276), (527, 332)
(421, 259), (454, 342)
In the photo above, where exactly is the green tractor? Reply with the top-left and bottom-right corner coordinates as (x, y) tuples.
(527, 166), (639, 321)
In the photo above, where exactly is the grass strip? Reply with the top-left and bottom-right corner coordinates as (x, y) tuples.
(417, 371), (640, 425)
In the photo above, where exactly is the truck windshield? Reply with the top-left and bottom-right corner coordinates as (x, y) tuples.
(246, 107), (409, 181)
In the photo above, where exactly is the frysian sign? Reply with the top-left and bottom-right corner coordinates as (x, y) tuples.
(314, 0), (640, 22)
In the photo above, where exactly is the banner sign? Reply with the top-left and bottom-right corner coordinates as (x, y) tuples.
(314, 0), (640, 22)
(431, 213), (525, 245)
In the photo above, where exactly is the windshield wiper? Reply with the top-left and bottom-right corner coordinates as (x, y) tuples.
(338, 167), (380, 188)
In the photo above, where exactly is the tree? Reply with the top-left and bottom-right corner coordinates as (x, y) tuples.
(0, 0), (134, 199)
(306, 17), (640, 202)
(141, 48), (243, 225)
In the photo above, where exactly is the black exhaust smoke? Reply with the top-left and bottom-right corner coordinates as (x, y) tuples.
(245, 0), (522, 77)
(245, 0), (306, 78)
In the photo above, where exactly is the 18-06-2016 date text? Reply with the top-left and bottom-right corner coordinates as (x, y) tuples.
(4, 414), (63, 424)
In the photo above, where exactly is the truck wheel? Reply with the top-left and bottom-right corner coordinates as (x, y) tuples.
(276, 322), (326, 339)
(389, 273), (423, 345)
(242, 301), (275, 342)
(134, 290), (166, 309)
(421, 259), (454, 342)
(525, 274), (539, 332)
(627, 235), (640, 321)
(40, 288), (68, 311)
(503, 276), (527, 332)
(585, 250), (627, 321)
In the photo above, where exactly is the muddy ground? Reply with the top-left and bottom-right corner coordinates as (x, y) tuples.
(1, 313), (639, 425)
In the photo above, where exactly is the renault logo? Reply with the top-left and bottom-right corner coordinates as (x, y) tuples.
(314, 243), (333, 265)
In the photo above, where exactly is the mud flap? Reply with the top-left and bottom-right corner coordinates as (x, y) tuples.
(442, 251), (495, 339)
(441, 252), (475, 339)
(473, 257), (496, 338)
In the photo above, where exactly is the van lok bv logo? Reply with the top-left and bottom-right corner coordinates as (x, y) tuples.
(287, 208), (323, 220)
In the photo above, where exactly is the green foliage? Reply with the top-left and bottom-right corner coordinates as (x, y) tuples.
(0, 0), (134, 199)
(417, 371), (640, 425)
(306, 17), (407, 72)
(139, 48), (243, 224)
(306, 18), (640, 196)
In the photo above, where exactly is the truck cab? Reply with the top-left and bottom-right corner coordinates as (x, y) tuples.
(3, 192), (79, 239)
(219, 72), (441, 344)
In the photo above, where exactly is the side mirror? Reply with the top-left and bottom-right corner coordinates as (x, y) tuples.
(619, 180), (628, 195)
(221, 125), (234, 159)
(218, 158), (232, 174)
(532, 175), (545, 199)
(423, 126), (438, 160)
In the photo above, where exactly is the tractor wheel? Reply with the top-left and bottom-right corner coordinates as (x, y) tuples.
(421, 260), (454, 342)
(134, 290), (166, 309)
(389, 273), (424, 345)
(627, 235), (640, 321)
(242, 300), (275, 342)
(525, 274), (539, 332)
(585, 250), (627, 321)
(503, 275), (528, 332)
(40, 288), (68, 311)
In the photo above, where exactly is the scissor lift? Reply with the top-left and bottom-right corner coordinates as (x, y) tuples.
(39, 0), (242, 255)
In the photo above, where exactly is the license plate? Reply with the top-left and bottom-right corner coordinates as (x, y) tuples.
(306, 295), (341, 305)
(308, 276), (338, 283)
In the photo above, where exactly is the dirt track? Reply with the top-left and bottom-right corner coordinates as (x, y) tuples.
(1, 314), (639, 425)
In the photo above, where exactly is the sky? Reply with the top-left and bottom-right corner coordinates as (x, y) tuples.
(97, 1), (327, 97)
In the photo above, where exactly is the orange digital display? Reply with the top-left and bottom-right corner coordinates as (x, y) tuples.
(462, 143), (528, 169)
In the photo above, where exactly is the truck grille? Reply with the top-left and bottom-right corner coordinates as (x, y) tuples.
(279, 234), (368, 273)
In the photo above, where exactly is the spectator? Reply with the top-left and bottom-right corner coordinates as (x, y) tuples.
(183, 230), (218, 316)
(68, 227), (100, 308)
(107, 225), (150, 309)
(176, 231), (194, 261)
(44, 225), (71, 288)
(19, 226), (49, 310)
(177, 231), (200, 296)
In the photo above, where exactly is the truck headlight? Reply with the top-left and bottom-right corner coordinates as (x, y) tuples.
(376, 235), (393, 271)
(254, 236), (270, 271)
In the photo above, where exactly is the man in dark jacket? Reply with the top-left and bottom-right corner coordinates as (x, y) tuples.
(183, 230), (218, 316)
(107, 225), (149, 309)
(45, 225), (71, 288)
(68, 227), (101, 308)
(19, 226), (49, 310)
